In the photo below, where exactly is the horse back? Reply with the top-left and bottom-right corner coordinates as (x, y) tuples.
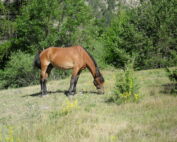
(39, 46), (86, 69)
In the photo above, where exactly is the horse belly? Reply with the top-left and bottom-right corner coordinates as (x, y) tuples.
(49, 49), (81, 69)
(59, 62), (74, 69)
(51, 59), (74, 69)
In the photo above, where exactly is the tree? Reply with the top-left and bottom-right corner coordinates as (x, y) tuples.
(102, 0), (177, 69)
(134, 0), (177, 68)
(12, 0), (92, 53)
(102, 9), (151, 68)
(56, 0), (92, 46)
(13, 0), (61, 53)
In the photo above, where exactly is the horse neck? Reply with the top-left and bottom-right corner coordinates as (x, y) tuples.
(85, 54), (97, 79)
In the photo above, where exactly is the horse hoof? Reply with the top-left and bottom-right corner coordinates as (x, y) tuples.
(41, 93), (48, 97)
(65, 91), (75, 96)
(97, 90), (104, 95)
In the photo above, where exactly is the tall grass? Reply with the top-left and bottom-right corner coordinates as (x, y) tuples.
(0, 69), (177, 142)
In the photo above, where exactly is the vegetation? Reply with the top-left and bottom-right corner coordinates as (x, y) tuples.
(166, 68), (177, 94)
(112, 62), (140, 104)
(103, 0), (177, 69)
(0, 68), (177, 142)
(0, 0), (176, 88)
(0, 1), (176, 141)
(0, 51), (38, 88)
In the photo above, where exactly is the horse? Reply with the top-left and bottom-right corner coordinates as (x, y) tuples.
(34, 46), (104, 96)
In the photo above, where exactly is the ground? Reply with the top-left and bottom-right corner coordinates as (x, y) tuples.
(0, 68), (177, 142)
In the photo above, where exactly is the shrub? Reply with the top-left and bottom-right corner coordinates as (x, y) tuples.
(166, 68), (177, 82)
(0, 41), (12, 69)
(0, 51), (70, 89)
(112, 62), (140, 104)
(166, 68), (177, 94)
(0, 51), (39, 88)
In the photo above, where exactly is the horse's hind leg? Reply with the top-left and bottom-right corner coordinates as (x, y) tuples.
(40, 68), (47, 96)
(40, 77), (47, 96)
(40, 64), (53, 96)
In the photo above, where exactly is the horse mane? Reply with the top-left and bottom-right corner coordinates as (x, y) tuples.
(83, 48), (104, 83)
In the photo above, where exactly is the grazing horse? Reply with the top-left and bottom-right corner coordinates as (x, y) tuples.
(34, 46), (104, 96)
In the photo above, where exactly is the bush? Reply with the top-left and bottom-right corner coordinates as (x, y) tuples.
(166, 68), (177, 94)
(0, 51), (39, 88)
(166, 68), (177, 82)
(0, 51), (70, 89)
(112, 62), (140, 104)
(0, 41), (12, 69)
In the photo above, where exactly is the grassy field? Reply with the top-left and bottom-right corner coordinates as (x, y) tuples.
(0, 68), (177, 142)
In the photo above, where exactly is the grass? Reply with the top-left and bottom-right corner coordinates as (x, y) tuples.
(0, 68), (177, 142)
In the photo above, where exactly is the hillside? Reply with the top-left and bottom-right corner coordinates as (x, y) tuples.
(0, 68), (177, 142)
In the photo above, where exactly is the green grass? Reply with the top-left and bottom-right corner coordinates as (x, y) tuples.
(0, 68), (177, 142)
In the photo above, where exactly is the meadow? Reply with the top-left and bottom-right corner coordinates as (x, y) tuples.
(0, 68), (177, 142)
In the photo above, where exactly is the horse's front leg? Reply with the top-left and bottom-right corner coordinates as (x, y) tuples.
(72, 70), (82, 93)
(66, 68), (81, 96)
(66, 76), (77, 96)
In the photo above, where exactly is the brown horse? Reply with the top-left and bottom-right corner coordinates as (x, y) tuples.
(34, 46), (104, 96)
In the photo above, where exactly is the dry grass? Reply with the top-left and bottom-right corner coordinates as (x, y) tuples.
(0, 68), (177, 142)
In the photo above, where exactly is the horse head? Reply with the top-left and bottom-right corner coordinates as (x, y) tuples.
(93, 72), (105, 94)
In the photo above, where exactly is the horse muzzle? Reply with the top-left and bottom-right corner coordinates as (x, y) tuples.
(97, 88), (104, 94)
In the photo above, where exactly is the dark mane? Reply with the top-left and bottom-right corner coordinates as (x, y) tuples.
(83, 48), (98, 67)
(83, 48), (104, 83)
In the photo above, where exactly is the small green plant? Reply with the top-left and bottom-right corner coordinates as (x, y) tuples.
(0, 126), (21, 142)
(60, 99), (79, 115)
(113, 62), (140, 104)
(166, 68), (177, 82)
(166, 68), (177, 94)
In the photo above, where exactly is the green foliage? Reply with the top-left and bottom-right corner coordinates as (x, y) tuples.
(58, 0), (92, 45)
(0, 51), (38, 88)
(166, 68), (177, 94)
(0, 0), (177, 89)
(13, 0), (92, 53)
(0, 41), (11, 68)
(14, 0), (61, 53)
(112, 62), (140, 104)
(0, 1), (16, 40)
(102, 9), (152, 68)
(134, 0), (177, 68)
(0, 51), (70, 89)
(166, 69), (177, 82)
(102, 0), (177, 69)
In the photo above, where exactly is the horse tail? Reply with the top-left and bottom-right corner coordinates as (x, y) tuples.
(33, 51), (41, 69)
